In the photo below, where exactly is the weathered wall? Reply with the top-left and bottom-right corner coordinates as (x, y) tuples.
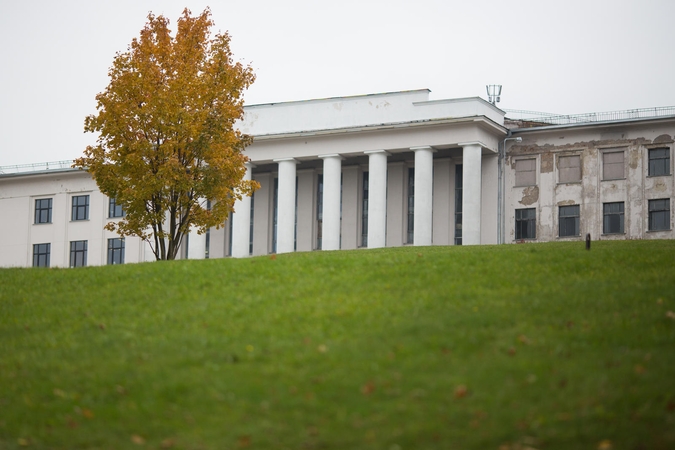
(506, 120), (675, 242)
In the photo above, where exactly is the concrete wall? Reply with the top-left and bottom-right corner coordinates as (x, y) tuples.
(506, 120), (675, 242)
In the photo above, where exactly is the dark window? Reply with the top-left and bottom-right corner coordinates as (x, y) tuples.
(317, 174), (323, 249)
(407, 167), (414, 244)
(227, 211), (233, 257)
(107, 238), (125, 265)
(649, 148), (670, 177)
(71, 195), (89, 221)
(559, 155), (581, 183)
(515, 208), (536, 239)
(454, 164), (463, 245)
(34, 198), (52, 224)
(603, 151), (624, 180)
(249, 193), (254, 256)
(603, 202), (624, 234)
(559, 205), (580, 237)
(205, 200), (211, 259)
(648, 198), (670, 231)
(361, 172), (368, 247)
(32, 243), (50, 267)
(515, 158), (536, 186)
(108, 198), (124, 218)
(70, 240), (88, 267)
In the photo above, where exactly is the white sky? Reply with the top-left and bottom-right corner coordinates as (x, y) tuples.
(1, 0), (674, 166)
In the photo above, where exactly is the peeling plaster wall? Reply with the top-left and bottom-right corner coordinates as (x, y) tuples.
(506, 120), (675, 242)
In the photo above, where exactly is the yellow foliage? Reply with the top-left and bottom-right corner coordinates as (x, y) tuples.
(74, 8), (258, 260)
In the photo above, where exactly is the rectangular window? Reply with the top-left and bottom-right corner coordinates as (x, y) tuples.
(515, 158), (536, 186)
(558, 155), (581, 183)
(107, 238), (125, 264)
(648, 148), (670, 177)
(407, 167), (414, 244)
(249, 195), (254, 256)
(108, 198), (124, 218)
(71, 195), (90, 221)
(454, 164), (463, 245)
(603, 151), (624, 180)
(34, 198), (53, 224)
(32, 243), (50, 267)
(648, 198), (670, 231)
(603, 202), (624, 234)
(316, 174), (323, 249)
(361, 172), (368, 247)
(515, 208), (536, 239)
(70, 240), (88, 267)
(559, 205), (580, 237)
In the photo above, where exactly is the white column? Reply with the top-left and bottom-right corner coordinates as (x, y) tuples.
(231, 163), (255, 258)
(364, 150), (389, 248)
(462, 143), (483, 245)
(319, 154), (343, 250)
(275, 158), (298, 254)
(412, 146), (434, 246)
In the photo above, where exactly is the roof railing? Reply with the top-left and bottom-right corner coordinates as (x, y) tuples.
(505, 106), (675, 126)
(0, 160), (75, 175)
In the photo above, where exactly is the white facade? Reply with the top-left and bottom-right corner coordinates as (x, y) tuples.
(1, 89), (673, 267)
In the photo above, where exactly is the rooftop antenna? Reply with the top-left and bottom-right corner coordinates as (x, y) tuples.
(486, 85), (502, 105)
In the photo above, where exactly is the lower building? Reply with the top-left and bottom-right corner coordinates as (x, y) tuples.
(0, 90), (673, 267)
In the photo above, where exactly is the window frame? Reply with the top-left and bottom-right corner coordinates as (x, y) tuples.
(558, 154), (582, 184)
(558, 205), (580, 237)
(515, 208), (536, 240)
(648, 198), (670, 231)
(108, 197), (125, 218)
(602, 150), (625, 181)
(648, 148), (670, 177)
(514, 158), (536, 187)
(34, 198), (53, 224)
(71, 195), (90, 221)
(602, 202), (625, 234)
(107, 238), (125, 265)
(32, 243), (51, 267)
(69, 240), (88, 268)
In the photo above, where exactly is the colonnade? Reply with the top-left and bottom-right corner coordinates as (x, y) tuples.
(220, 144), (485, 257)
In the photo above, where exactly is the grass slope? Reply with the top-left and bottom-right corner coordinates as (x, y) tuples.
(1, 241), (675, 450)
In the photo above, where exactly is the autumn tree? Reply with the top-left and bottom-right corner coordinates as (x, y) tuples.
(75, 8), (258, 260)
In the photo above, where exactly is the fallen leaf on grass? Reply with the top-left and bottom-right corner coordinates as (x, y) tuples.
(160, 438), (176, 448)
(517, 335), (529, 345)
(634, 364), (646, 375)
(131, 434), (145, 445)
(454, 385), (468, 398)
(666, 311), (675, 319)
(269, 254), (277, 260)
(597, 439), (612, 449)
(17, 438), (30, 446)
(82, 408), (94, 419)
(361, 381), (376, 395)
(237, 435), (251, 448)
(317, 344), (328, 353)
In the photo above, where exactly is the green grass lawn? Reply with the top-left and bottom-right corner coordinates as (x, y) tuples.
(1, 240), (674, 449)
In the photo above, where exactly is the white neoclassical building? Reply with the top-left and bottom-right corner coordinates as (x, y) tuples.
(1, 89), (674, 267)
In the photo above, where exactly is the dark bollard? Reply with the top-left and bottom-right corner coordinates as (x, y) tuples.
(586, 233), (591, 250)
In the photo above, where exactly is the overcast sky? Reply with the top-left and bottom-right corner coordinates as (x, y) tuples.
(1, 0), (674, 167)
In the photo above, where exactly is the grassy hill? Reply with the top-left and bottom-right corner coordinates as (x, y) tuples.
(1, 241), (674, 449)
